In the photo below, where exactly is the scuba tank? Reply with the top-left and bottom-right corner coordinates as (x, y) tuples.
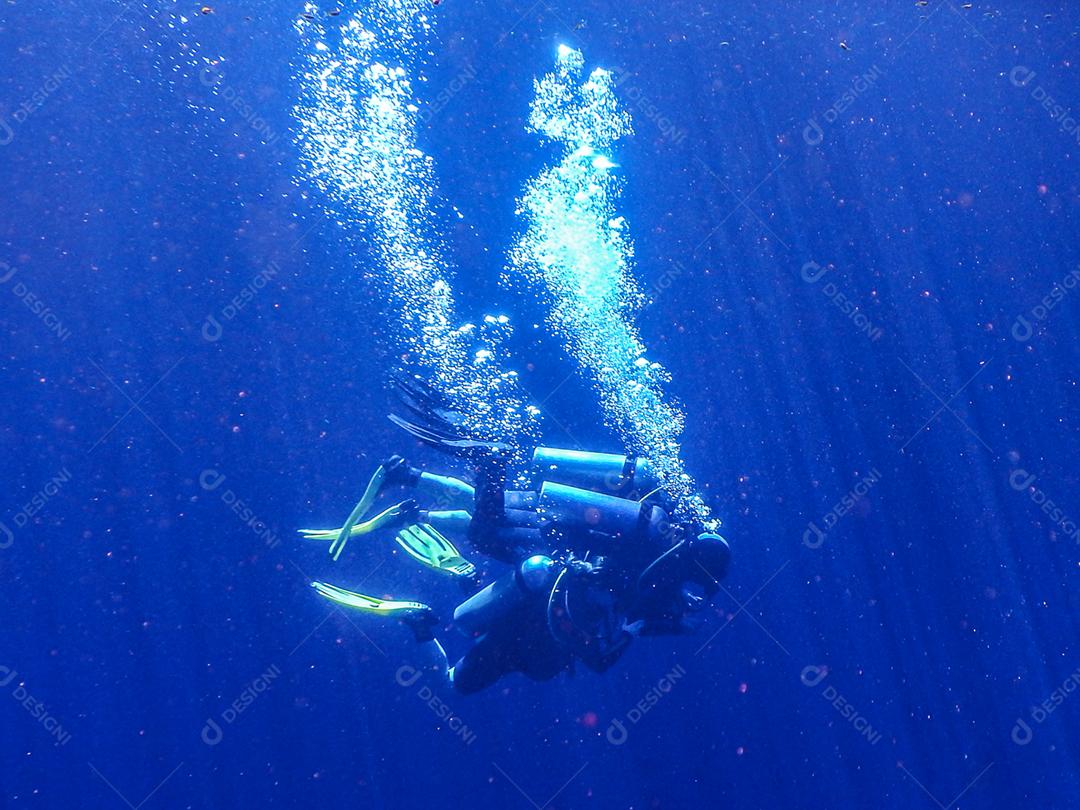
(531, 447), (658, 498)
(538, 482), (643, 538)
(453, 555), (558, 636)
(537, 482), (673, 548)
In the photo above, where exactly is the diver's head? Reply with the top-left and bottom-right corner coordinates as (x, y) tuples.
(685, 532), (731, 595)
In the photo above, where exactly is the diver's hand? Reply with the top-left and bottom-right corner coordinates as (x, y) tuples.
(566, 558), (594, 577)
(681, 588), (706, 612)
(621, 619), (646, 637)
(564, 553), (606, 580)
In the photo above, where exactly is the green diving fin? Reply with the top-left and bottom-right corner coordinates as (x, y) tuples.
(299, 495), (416, 562)
(310, 581), (429, 614)
(395, 523), (476, 578)
(327, 464), (388, 560)
(311, 582), (439, 641)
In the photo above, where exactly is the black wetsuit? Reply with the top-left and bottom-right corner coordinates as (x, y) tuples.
(448, 460), (691, 693)
(451, 595), (570, 695)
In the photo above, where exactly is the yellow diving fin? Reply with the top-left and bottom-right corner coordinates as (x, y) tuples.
(299, 499), (414, 561)
(298, 463), (387, 553)
(311, 582), (439, 641)
(310, 581), (429, 614)
(395, 523), (476, 578)
(326, 464), (388, 560)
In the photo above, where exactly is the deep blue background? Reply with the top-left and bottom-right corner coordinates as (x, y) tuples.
(2, 1), (1079, 808)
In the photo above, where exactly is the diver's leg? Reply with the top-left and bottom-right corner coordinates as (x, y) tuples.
(421, 509), (473, 538)
(406, 637), (452, 685)
(449, 632), (513, 695)
(415, 473), (475, 511)
(450, 605), (568, 693)
(384, 455), (475, 511)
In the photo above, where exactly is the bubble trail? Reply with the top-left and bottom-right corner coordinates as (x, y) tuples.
(292, 1), (536, 447)
(510, 46), (716, 529)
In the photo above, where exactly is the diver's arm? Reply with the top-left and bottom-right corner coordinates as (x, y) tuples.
(416, 472), (475, 511)
(422, 509), (472, 538)
(577, 631), (633, 673)
(466, 458), (526, 563)
(636, 616), (693, 636)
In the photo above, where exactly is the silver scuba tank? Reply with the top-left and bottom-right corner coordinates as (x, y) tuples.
(531, 447), (658, 497)
(537, 481), (648, 539)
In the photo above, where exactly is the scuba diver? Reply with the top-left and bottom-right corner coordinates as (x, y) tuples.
(300, 376), (731, 695)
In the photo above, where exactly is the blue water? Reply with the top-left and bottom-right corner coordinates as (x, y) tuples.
(2, 1), (1079, 808)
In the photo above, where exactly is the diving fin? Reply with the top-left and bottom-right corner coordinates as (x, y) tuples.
(295, 463), (388, 559)
(299, 499), (418, 561)
(311, 581), (439, 641)
(328, 465), (387, 560)
(311, 581), (428, 613)
(388, 413), (510, 455)
(395, 523), (476, 578)
(391, 373), (468, 431)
